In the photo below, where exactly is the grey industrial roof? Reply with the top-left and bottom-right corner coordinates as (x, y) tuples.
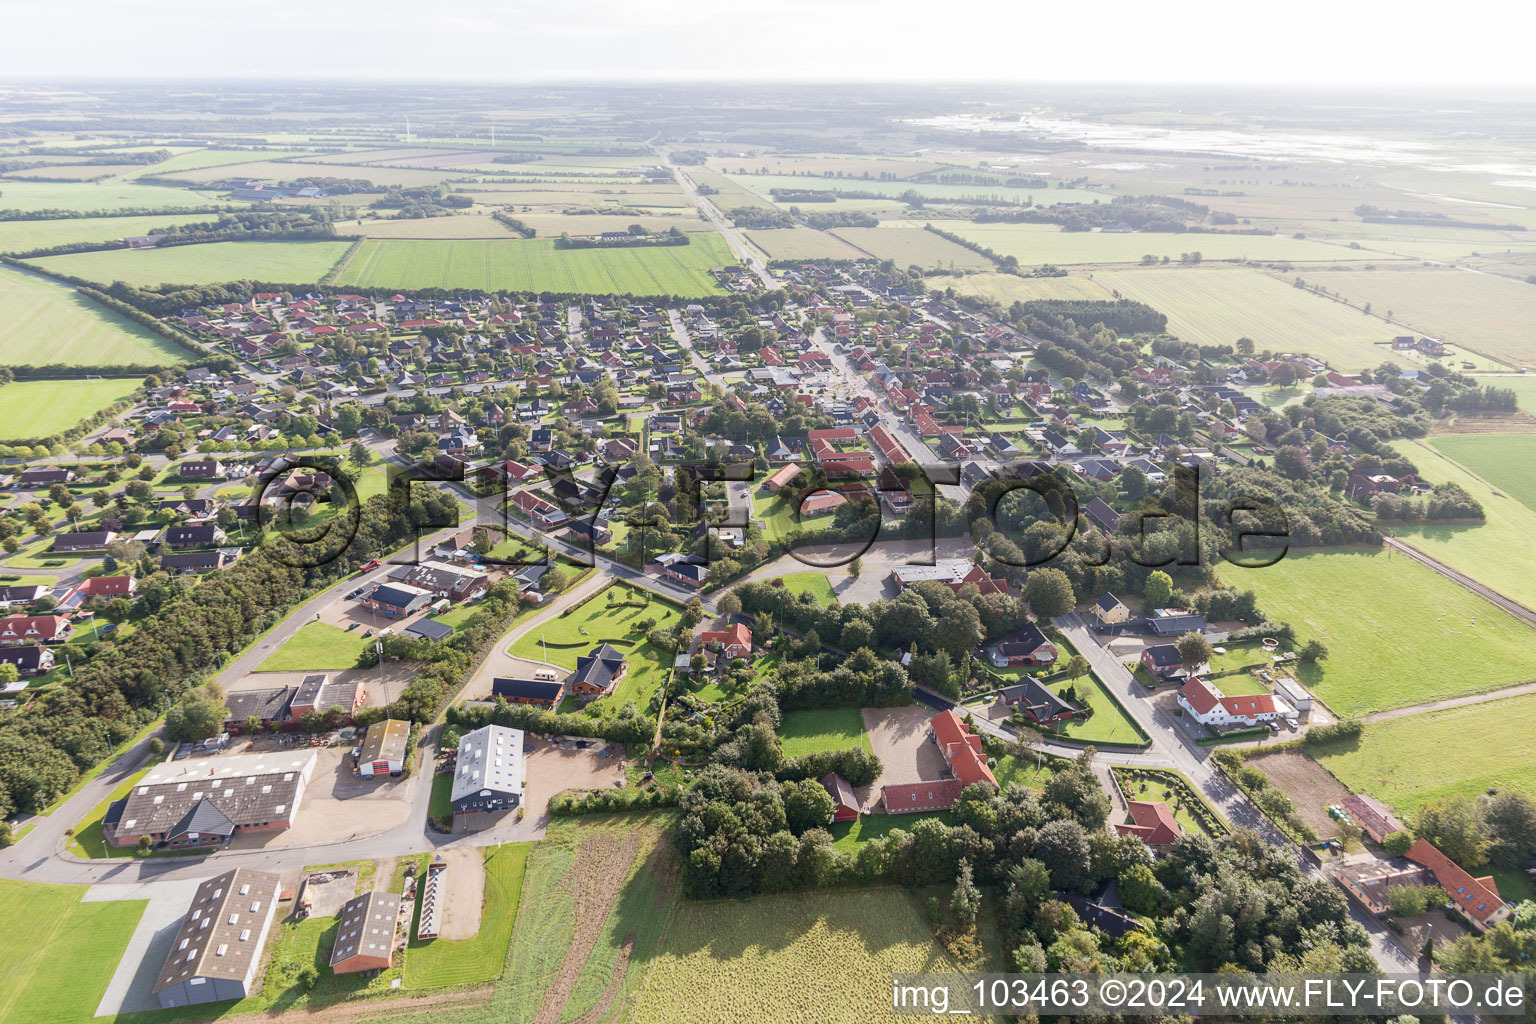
(329, 890), (403, 967)
(117, 751), (315, 838)
(153, 869), (280, 994)
(451, 725), (524, 806)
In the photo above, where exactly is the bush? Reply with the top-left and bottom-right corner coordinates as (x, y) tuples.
(776, 746), (883, 787)
(1304, 720), (1363, 746)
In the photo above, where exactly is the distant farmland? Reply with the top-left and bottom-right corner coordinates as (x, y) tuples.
(830, 227), (994, 270)
(0, 268), (188, 366)
(0, 180), (235, 213)
(934, 220), (1385, 265)
(948, 271), (1117, 305)
(745, 227), (865, 261)
(335, 235), (734, 295)
(0, 213), (219, 254)
(1094, 267), (1408, 372)
(25, 240), (353, 288)
(1301, 267), (1536, 368)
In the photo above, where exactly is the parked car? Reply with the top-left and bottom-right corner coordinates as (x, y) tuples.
(362, 629), (373, 638)
(346, 621), (360, 631)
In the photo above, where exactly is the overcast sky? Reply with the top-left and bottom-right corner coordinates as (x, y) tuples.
(4, 0), (1534, 86)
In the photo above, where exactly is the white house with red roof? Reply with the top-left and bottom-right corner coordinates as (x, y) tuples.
(1176, 676), (1292, 728)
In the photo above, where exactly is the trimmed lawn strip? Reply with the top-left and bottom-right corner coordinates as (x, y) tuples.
(777, 707), (871, 759)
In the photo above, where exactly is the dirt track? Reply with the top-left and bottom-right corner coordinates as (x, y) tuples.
(1249, 750), (1352, 839)
(530, 830), (645, 1024)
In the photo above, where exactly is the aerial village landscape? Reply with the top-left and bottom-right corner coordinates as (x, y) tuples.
(0, 54), (1535, 1024)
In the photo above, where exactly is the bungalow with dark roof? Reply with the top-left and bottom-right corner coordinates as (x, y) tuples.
(985, 623), (1057, 668)
(360, 583), (434, 618)
(569, 643), (627, 701)
(995, 677), (1077, 725)
(492, 677), (565, 708)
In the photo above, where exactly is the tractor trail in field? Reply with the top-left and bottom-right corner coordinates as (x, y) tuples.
(530, 830), (643, 1024)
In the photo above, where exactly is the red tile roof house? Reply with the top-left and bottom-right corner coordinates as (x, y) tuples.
(1176, 677), (1287, 729)
(1115, 800), (1184, 851)
(699, 623), (752, 661)
(882, 779), (965, 815)
(0, 614), (72, 645)
(510, 489), (568, 529)
(56, 574), (138, 613)
(1406, 839), (1512, 929)
(931, 710), (997, 788)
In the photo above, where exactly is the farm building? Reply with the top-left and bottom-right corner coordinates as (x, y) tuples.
(821, 772), (859, 823)
(224, 675), (365, 730)
(107, 751), (316, 849)
(1114, 800), (1184, 852)
(451, 724), (525, 829)
(1335, 839), (1512, 930)
(1176, 677), (1290, 728)
(492, 675), (565, 707)
(329, 890), (403, 974)
(153, 869), (281, 1008)
(881, 779), (965, 814)
(932, 710), (997, 788)
(356, 719), (409, 777)
(1342, 794), (1406, 845)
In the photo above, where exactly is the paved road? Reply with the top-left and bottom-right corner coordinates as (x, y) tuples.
(663, 153), (779, 291)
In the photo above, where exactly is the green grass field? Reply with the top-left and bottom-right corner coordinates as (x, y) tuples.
(66, 767), (151, 859)
(1387, 438), (1536, 614)
(26, 239), (352, 288)
(777, 708), (872, 758)
(828, 811), (954, 851)
(1093, 266), (1407, 372)
(776, 571), (838, 606)
(257, 620), (371, 671)
(404, 843), (529, 989)
(1301, 268), (1536, 369)
(334, 235), (734, 296)
(0, 268), (187, 367)
(0, 878), (147, 1024)
(0, 180), (234, 213)
(629, 889), (971, 1023)
(0, 377), (142, 439)
(829, 227), (994, 270)
(1224, 547), (1536, 717)
(0, 213), (222, 254)
(1315, 691), (1536, 812)
(1428, 433), (1536, 514)
(126, 148), (303, 178)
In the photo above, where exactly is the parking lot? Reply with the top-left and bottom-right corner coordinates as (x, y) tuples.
(223, 745), (415, 851)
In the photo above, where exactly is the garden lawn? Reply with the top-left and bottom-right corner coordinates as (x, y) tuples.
(752, 490), (835, 545)
(508, 584), (681, 708)
(0, 878), (148, 1024)
(26, 239), (353, 288)
(776, 571), (838, 606)
(335, 235), (734, 296)
(257, 621), (371, 671)
(1046, 673), (1148, 745)
(1385, 437), (1536, 614)
(0, 377), (143, 440)
(777, 708), (872, 758)
(404, 843), (528, 989)
(830, 811), (952, 852)
(1224, 547), (1536, 717)
(1314, 691), (1536, 812)
(628, 889), (969, 1023)
(0, 268), (185, 368)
